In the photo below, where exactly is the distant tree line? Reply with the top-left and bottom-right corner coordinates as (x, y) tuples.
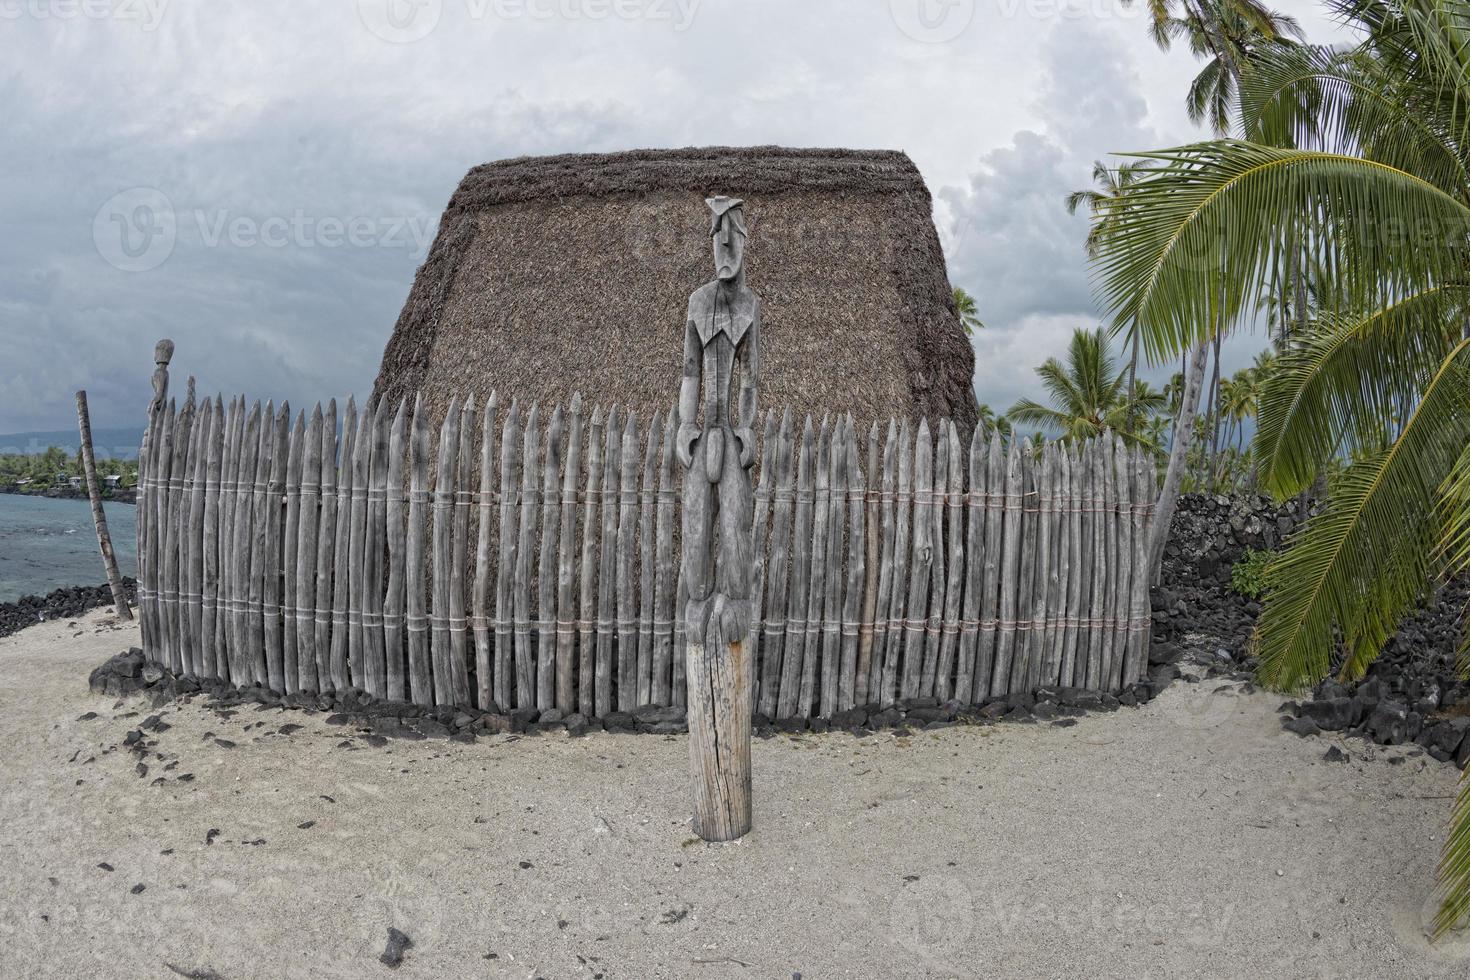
(0, 447), (138, 492)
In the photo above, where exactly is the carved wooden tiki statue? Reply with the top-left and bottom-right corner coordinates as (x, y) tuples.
(677, 196), (759, 841)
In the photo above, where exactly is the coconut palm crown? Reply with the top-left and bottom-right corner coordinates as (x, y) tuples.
(1006, 328), (1165, 446)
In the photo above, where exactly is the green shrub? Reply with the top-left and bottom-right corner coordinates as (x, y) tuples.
(1230, 547), (1273, 599)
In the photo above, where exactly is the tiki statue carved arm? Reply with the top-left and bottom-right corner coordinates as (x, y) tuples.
(733, 299), (760, 468)
(676, 315), (701, 469)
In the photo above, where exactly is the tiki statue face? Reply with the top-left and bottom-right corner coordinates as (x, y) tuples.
(707, 196), (747, 283)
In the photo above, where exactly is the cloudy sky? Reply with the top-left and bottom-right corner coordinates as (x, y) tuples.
(1, 0), (1356, 440)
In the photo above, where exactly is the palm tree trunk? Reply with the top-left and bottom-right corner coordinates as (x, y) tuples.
(1149, 340), (1210, 581)
(1209, 324), (1223, 463)
(1197, 365), (1216, 489)
(1283, 234), (1299, 343)
(1126, 327), (1140, 437)
(1291, 240), (1308, 335)
(1219, 416), (1235, 486)
(1291, 243), (1315, 513)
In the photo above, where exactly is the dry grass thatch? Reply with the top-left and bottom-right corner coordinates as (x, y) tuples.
(373, 145), (978, 436)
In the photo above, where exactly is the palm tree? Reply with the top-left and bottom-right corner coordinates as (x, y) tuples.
(1006, 328), (1164, 446)
(1135, 0), (1302, 487)
(1123, 378), (1170, 450)
(1208, 367), (1265, 487)
(952, 286), (986, 334)
(1142, 412), (1173, 459)
(1090, 0), (1470, 932)
(1067, 162), (1153, 432)
(975, 403), (1010, 439)
(1066, 161), (1149, 258)
(1156, 3), (1303, 134)
(1251, 345), (1279, 382)
(1129, 0), (1290, 62)
(1162, 371), (1187, 418)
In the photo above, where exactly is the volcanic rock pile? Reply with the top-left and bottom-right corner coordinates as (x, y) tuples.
(86, 644), (1170, 741)
(1280, 576), (1470, 766)
(1150, 495), (1470, 769)
(1149, 493), (1309, 668)
(0, 579), (137, 638)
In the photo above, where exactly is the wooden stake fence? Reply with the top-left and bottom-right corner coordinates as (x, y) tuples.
(136, 351), (1158, 719)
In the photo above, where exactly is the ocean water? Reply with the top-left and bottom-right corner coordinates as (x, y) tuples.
(0, 495), (137, 602)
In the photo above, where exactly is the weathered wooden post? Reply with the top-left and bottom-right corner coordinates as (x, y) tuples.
(678, 196), (759, 842)
(138, 340), (173, 655)
(76, 390), (134, 621)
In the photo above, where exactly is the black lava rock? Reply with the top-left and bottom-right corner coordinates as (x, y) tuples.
(379, 927), (412, 968)
(1282, 716), (1320, 737)
(0, 579), (138, 639)
(1367, 701), (1409, 745)
(415, 720), (450, 739)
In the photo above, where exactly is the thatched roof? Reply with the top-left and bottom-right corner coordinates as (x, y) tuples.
(373, 146), (978, 437)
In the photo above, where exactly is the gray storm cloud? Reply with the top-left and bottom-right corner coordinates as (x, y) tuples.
(1, 0), (1340, 437)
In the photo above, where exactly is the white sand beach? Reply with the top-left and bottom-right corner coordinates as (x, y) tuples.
(3, 608), (1468, 979)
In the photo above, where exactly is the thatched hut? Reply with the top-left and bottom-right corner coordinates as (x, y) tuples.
(373, 146), (978, 435)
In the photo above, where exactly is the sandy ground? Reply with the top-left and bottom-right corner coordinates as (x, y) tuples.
(3, 610), (1469, 979)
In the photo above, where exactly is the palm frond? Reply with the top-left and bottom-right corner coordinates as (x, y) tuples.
(1093, 140), (1470, 365)
(1004, 399), (1084, 435)
(1034, 358), (1084, 414)
(1254, 338), (1470, 692)
(1435, 770), (1470, 937)
(1064, 189), (1097, 215)
(1238, 41), (1470, 193)
(1187, 57), (1234, 133)
(1397, 0), (1470, 150)
(1440, 439), (1470, 576)
(1253, 285), (1468, 496)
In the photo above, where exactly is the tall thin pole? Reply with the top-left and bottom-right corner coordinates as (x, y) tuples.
(76, 389), (133, 621)
(1126, 327), (1139, 438)
(1149, 340), (1210, 581)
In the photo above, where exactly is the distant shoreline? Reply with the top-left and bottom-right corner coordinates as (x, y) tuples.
(0, 487), (136, 505)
